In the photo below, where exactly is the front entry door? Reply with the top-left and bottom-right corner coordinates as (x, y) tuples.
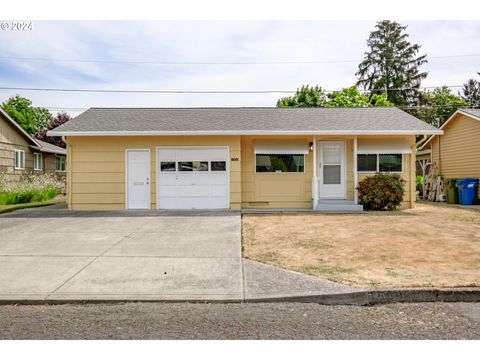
(318, 141), (345, 199)
(126, 149), (150, 209)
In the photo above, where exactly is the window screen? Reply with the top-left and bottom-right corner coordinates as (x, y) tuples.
(357, 154), (377, 171)
(379, 154), (402, 172)
(255, 154), (304, 173)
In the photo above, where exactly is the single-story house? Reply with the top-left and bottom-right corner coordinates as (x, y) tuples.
(48, 107), (441, 211)
(0, 108), (67, 184)
(418, 108), (480, 180)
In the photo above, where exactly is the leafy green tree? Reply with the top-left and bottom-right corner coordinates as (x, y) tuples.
(460, 73), (480, 107)
(277, 85), (328, 107)
(2, 95), (53, 134)
(35, 111), (72, 148)
(408, 86), (467, 127)
(277, 85), (392, 108)
(356, 20), (428, 106)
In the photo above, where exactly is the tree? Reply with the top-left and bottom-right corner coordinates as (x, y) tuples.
(34, 111), (72, 148)
(460, 73), (480, 107)
(408, 86), (467, 127)
(2, 95), (53, 134)
(356, 20), (428, 106)
(277, 85), (392, 108)
(277, 85), (328, 107)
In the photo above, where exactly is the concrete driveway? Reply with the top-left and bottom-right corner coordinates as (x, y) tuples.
(0, 205), (243, 301)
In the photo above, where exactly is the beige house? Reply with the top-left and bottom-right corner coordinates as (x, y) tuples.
(48, 107), (441, 212)
(0, 108), (67, 184)
(419, 108), (480, 180)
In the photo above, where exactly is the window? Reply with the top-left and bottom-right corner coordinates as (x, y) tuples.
(357, 154), (402, 172)
(178, 161), (208, 171)
(14, 149), (25, 170)
(211, 161), (226, 171)
(160, 162), (176, 172)
(55, 155), (66, 172)
(255, 154), (304, 173)
(33, 153), (43, 171)
(357, 154), (377, 171)
(379, 154), (402, 172)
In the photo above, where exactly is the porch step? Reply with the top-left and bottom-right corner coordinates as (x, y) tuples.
(315, 200), (364, 213)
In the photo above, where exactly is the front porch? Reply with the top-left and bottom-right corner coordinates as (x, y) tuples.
(315, 199), (364, 213)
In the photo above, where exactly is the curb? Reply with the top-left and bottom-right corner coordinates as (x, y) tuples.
(246, 288), (480, 305)
(0, 289), (479, 306)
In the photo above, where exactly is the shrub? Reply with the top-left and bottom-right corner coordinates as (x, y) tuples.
(0, 174), (62, 205)
(356, 173), (406, 210)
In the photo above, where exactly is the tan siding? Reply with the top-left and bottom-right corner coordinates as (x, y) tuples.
(68, 134), (415, 210)
(241, 135), (313, 209)
(428, 114), (480, 179)
(67, 136), (241, 210)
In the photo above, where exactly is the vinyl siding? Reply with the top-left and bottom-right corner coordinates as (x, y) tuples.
(66, 136), (241, 210)
(66, 134), (416, 210)
(429, 114), (480, 179)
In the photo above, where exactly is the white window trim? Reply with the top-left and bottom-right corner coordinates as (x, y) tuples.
(14, 149), (25, 170)
(55, 155), (66, 173)
(254, 153), (306, 174)
(357, 154), (403, 173)
(33, 152), (43, 171)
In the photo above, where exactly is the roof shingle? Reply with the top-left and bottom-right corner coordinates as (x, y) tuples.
(49, 107), (441, 135)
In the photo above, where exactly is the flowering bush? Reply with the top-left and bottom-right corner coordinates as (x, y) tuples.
(0, 173), (63, 205)
(356, 173), (406, 210)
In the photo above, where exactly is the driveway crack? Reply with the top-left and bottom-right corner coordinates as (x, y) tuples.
(46, 232), (136, 298)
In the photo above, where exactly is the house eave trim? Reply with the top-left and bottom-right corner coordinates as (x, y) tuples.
(47, 129), (444, 137)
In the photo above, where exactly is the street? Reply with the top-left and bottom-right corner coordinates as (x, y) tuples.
(0, 302), (478, 339)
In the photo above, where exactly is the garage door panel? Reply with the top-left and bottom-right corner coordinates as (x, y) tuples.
(157, 147), (229, 209)
(178, 184), (210, 197)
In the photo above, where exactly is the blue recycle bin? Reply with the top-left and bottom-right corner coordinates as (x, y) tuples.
(456, 178), (479, 205)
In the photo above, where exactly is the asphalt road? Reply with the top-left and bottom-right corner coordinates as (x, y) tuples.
(0, 302), (479, 340)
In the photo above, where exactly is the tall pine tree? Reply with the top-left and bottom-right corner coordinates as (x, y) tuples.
(356, 20), (428, 106)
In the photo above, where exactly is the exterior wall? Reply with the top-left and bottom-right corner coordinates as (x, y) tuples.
(241, 135), (313, 209)
(0, 113), (66, 186)
(428, 114), (480, 179)
(66, 136), (241, 210)
(66, 134), (416, 210)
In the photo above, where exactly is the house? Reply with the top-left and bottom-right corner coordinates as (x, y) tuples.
(47, 107), (441, 211)
(418, 108), (480, 180)
(0, 108), (67, 184)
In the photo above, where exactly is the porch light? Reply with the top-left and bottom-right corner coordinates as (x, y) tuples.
(309, 142), (313, 152)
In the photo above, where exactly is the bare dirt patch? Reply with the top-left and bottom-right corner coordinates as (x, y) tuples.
(242, 202), (480, 288)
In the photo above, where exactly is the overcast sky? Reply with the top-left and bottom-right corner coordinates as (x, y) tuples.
(0, 21), (479, 116)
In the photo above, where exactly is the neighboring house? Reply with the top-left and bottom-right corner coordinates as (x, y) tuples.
(418, 108), (480, 180)
(0, 108), (67, 184)
(48, 107), (441, 211)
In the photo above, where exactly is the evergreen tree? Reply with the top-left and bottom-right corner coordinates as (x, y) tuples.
(356, 20), (428, 106)
(460, 73), (480, 107)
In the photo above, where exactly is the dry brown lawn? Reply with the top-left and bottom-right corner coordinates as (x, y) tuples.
(242, 202), (480, 288)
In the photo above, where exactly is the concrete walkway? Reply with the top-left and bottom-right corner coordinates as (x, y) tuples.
(0, 205), (353, 302)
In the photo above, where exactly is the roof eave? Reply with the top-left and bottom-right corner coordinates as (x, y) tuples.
(48, 129), (444, 137)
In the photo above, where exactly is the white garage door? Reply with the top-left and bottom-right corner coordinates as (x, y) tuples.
(157, 147), (229, 209)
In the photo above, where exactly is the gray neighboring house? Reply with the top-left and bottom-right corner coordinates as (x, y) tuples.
(0, 108), (67, 185)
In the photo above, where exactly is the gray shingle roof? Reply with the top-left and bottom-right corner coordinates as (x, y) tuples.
(49, 107), (441, 135)
(459, 108), (480, 119)
(35, 139), (67, 155)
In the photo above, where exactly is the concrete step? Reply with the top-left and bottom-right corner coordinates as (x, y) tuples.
(316, 200), (364, 213)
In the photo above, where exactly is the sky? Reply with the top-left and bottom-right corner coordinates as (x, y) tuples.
(0, 20), (479, 116)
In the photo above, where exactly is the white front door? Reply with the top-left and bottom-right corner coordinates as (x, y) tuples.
(157, 147), (229, 209)
(318, 140), (345, 199)
(126, 149), (150, 209)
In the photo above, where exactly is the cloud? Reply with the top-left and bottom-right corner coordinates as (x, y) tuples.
(0, 20), (478, 114)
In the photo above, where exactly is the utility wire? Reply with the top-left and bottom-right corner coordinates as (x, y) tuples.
(0, 54), (479, 65)
(0, 85), (465, 94)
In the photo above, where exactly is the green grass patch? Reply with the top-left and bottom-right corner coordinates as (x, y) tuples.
(0, 187), (59, 206)
(0, 198), (65, 214)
